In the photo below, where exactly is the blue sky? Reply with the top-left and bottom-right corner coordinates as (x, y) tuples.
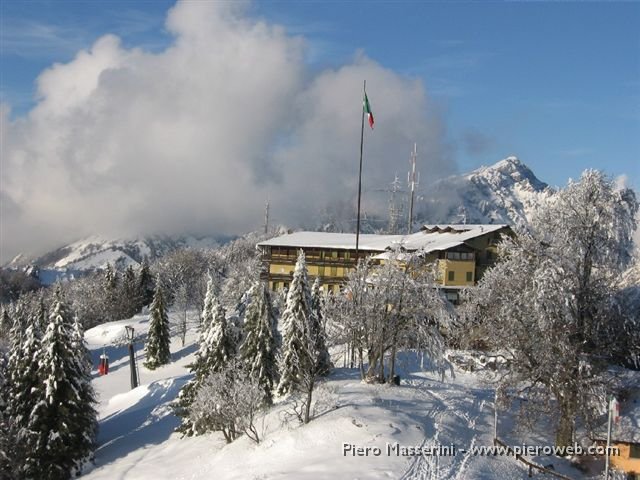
(1, 0), (640, 188)
(1, 0), (638, 190)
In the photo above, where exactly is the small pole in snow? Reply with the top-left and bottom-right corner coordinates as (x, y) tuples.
(407, 143), (419, 234)
(494, 389), (499, 442)
(125, 326), (138, 389)
(605, 396), (618, 479)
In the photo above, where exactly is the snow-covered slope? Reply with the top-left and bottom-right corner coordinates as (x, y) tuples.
(419, 156), (553, 228)
(81, 315), (604, 480)
(26, 234), (219, 271)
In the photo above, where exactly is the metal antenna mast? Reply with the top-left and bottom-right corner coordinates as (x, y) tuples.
(407, 143), (419, 234)
(388, 173), (403, 234)
(264, 199), (270, 235)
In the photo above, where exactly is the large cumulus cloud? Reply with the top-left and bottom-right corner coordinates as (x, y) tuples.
(0, 1), (454, 262)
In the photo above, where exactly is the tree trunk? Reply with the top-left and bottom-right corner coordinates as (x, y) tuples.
(181, 307), (187, 347)
(555, 397), (576, 448)
(366, 348), (379, 381)
(377, 332), (386, 383)
(304, 380), (314, 424)
(388, 340), (397, 384)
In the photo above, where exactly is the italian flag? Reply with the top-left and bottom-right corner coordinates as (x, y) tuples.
(363, 93), (374, 129)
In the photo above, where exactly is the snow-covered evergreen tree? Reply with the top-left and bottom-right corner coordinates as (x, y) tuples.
(240, 281), (279, 404)
(0, 323), (12, 479)
(122, 265), (140, 318)
(22, 288), (97, 479)
(0, 308), (11, 337)
(175, 280), (234, 435)
(204, 301), (233, 374)
(310, 277), (331, 376)
(137, 259), (155, 308)
(276, 250), (315, 398)
(143, 283), (171, 370)
(3, 299), (43, 477)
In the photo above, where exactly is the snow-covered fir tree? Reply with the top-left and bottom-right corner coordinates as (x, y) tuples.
(143, 283), (171, 370)
(0, 308), (11, 337)
(310, 277), (331, 376)
(3, 299), (43, 477)
(137, 259), (155, 308)
(175, 277), (234, 435)
(240, 281), (279, 404)
(203, 300), (233, 375)
(23, 288), (97, 479)
(122, 265), (140, 318)
(277, 251), (312, 396)
(276, 250), (319, 418)
(0, 321), (11, 479)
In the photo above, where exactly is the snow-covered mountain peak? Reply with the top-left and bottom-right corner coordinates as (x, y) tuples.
(421, 156), (553, 227)
(467, 156), (548, 192)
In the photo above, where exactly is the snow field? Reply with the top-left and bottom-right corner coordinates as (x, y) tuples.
(82, 314), (600, 480)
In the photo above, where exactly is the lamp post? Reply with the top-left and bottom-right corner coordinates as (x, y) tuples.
(125, 326), (139, 389)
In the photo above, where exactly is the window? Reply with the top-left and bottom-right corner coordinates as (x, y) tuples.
(466, 272), (473, 282)
(318, 266), (325, 276)
(344, 251), (350, 260)
(330, 266), (337, 277)
(630, 443), (640, 459)
(283, 282), (289, 291)
(448, 271), (455, 282)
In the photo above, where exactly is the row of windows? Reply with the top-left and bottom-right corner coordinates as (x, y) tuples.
(270, 247), (353, 260)
(317, 266), (339, 276)
(271, 281), (342, 294)
(447, 271), (474, 282)
(446, 251), (475, 261)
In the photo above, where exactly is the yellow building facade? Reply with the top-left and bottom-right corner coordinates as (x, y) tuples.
(257, 224), (511, 301)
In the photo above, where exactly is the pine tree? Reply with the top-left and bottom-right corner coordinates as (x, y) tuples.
(0, 319), (13, 479)
(143, 283), (171, 370)
(310, 277), (331, 376)
(0, 307), (11, 338)
(104, 263), (120, 321)
(276, 250), (315, 397)
(122, 265), (140, 318)
(4, 300), (43, 477)
(240, 281), (279, 404)
(175, 278), (234, 435)
(137, 259), (155, 308)
(198, 274), (216, 345)
(23, 288), (97, 479)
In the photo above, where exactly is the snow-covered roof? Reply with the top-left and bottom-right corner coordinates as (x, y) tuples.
(258, 224), (510, 254)
(258, 232), (401, 252)
(615, 397), (640, 444)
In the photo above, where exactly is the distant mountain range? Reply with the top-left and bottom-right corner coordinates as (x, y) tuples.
(5, 156), (552, 275)
(5, 235), (219, 280)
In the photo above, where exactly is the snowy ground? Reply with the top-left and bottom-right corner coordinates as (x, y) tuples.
(81, 314), (604, 480)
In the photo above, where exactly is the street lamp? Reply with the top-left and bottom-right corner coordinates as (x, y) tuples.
(125, 326), (139, 389)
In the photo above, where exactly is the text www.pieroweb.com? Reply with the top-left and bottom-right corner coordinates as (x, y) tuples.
(342, 442), (620, 457)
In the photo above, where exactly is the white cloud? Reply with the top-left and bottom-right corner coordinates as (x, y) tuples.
(0, 0), (453, 262)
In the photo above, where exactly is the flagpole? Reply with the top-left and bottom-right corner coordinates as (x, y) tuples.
(605, 396), (612, 479)
(355, 80), (366, 262)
